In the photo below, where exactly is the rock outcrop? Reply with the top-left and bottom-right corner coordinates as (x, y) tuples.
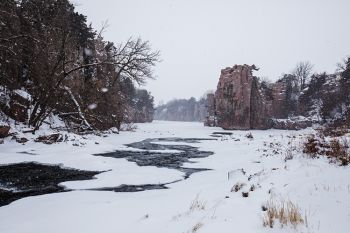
(0, 90), (29, 123)
(0, 125), (10, 138)
(205, 64), (311, 130)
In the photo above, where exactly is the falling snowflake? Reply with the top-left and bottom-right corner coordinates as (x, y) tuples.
(84, 48), (93, 56)
(88, 103), (97, 110)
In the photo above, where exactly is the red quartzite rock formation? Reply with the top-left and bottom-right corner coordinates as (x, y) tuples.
(205, 64), (311, 130)
(215, 65), (254, 129)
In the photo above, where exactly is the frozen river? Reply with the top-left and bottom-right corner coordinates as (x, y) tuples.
(0, 121), (349, 233)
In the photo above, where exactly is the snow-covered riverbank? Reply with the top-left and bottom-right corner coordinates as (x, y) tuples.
(0, 121), (349, 233)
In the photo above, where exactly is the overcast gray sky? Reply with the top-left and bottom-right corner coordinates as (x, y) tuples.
(75, 0), (350, 104)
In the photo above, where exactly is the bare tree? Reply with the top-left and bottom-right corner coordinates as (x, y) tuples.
(292, 61), (314, 90)
(0, 0), (160, 132)
(336, 57), (350, 72)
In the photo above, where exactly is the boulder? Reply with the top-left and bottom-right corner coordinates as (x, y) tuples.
(0, 92), (29, 122)
(35, 133), (63, 144)
(11, 135), (29, 144)
(0, 125), (10, 138)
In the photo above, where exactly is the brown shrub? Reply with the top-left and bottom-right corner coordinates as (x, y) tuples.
(303, 135), (323, 158)
(303, 134), (350, 166)
(327, 138), (350, 166)
(321, 126), (349, 137)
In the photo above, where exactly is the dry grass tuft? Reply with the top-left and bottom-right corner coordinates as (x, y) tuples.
(189, 194), (206, 212)
(231, 182), (245, 192)
(250, 184), (256, 191)
(245, 132), (254, 139)
(191, 222), (204, 233)
(262, 199), (304, 228)
(284, 137), (297, 161)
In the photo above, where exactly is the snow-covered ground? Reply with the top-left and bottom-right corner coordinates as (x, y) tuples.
(0, 121), (349, 233)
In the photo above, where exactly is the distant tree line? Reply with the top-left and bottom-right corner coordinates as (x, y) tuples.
(154, 97), (207, 122)
(0, 0), (158, 131)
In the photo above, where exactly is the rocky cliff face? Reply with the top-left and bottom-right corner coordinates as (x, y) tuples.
(205, 64), (310, 130)
(206, 65), (278, 129)
(214, 65), (254, 129)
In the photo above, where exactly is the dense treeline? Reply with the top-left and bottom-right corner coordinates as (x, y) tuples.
(154, 97), (207, 122)
(267, 58), (350, 126)
(0, 0), (158, 131)
(298, 58), (350, 126)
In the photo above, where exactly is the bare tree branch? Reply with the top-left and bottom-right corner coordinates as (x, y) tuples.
(292, 61), (313, 90)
